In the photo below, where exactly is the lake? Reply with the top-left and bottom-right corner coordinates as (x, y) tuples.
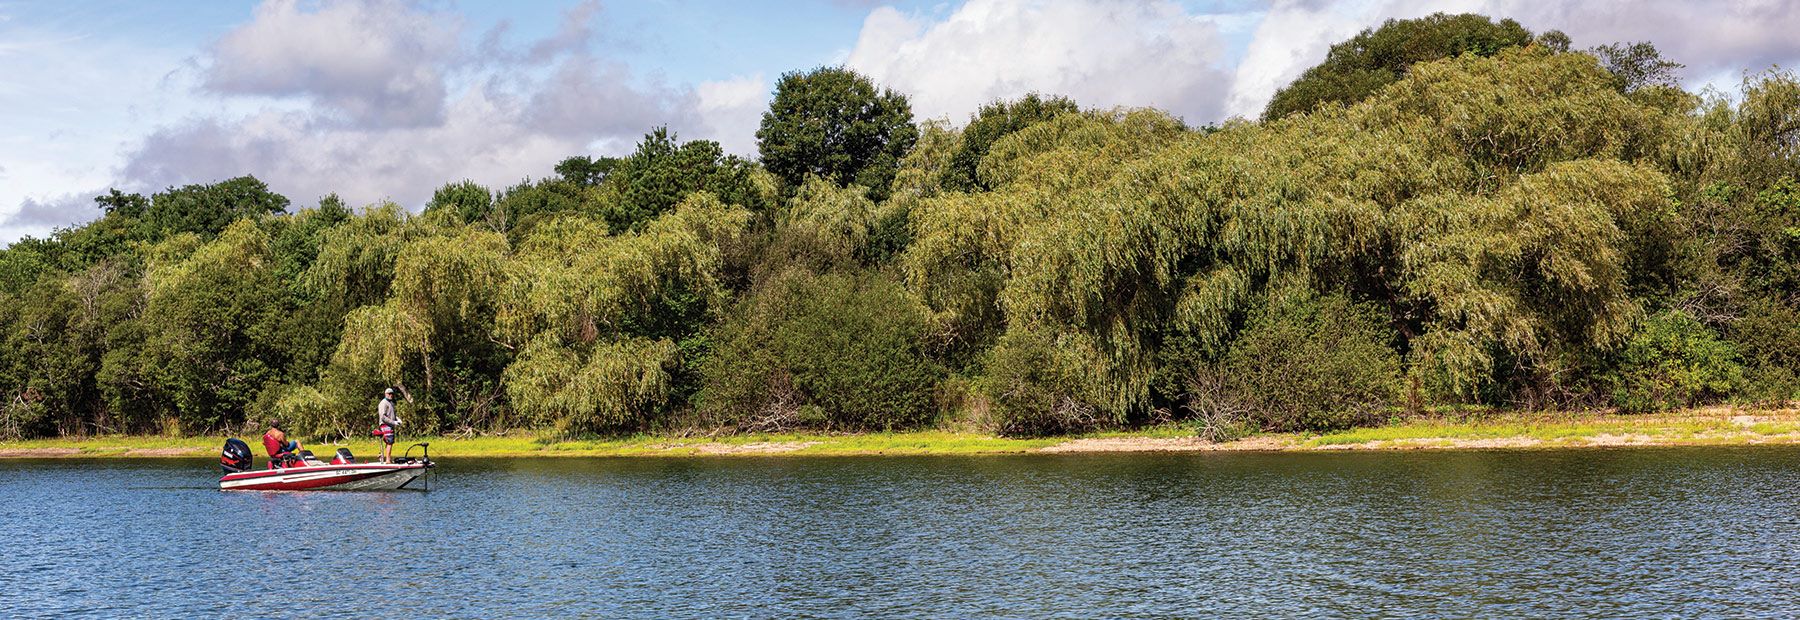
(4, 447), (1799, 618)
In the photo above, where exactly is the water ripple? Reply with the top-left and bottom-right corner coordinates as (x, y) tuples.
(4, 448), (1800, 617)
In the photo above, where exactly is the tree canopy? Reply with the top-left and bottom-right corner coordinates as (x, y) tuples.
(757, 67), (918, 201)
(1262, 12), (1533, 121)
(4, 15), (1799, 441)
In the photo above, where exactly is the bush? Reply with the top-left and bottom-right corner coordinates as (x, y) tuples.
(1727, 297), (1800, 405)
(1, 393), (49, 440)
(1605, 310), (1744, 412)
(248, 382), (366, 440)
(1201, 292), (1401, 433)
(504, 337), (677, 434)
(699, 269), (941, 431)
(979, 328), (1107, 436)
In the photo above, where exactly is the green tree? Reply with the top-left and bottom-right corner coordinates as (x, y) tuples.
(700, 268), (941, 431)
(0, 261), (135, 437)
(763, 177), (878, 275)
(476, 177), (585, 240)
(554, 155), (620, 188)
(127, 221), (286, 432)
(1262, 12), (1533, 121)
(424, 181), (494, 226)
(757, 67), (918, 201)
(592, 127), (764, 232)
(1205, 291), (1402, 432)
(904, 47), (1677, 428)
(1591, 41), (1683, 93)
(143, 176), (290, 239)
(327, 222), (511, 434)
(940, 93), (1081, 192)
(1604, 311), (1743, 412)
(499, 194), (751, 432)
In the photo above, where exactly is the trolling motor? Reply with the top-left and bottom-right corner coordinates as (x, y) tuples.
(395, 442), (433, 465)
(395, 443), (434, 490)
(220, 438), (253, 474)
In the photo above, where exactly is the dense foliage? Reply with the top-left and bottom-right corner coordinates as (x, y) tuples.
(1262, 12), (1533, 121)
(757, 67), (918, 202)
(4, 16), (1799, 440)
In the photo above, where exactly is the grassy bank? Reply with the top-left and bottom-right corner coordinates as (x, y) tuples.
(5, 408), (1800, 459)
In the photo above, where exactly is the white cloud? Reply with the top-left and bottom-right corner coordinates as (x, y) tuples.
(1224, 0), (1800, 119)
(1489, 0), (1800, 78)
(111, 0), (712, 214)
(203, 0), (464, 129)
(521, 55), (698, 139)
(845, 0), (1236, 125)
(8, 0), (1800, 245)
(695, 74), (770, 156)
(122, 91), (588, 209)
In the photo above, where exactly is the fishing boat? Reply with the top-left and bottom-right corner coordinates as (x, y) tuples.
(218, 438), (433, 491)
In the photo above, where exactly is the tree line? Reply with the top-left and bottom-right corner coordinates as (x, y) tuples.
(3, 13), (1797, 440)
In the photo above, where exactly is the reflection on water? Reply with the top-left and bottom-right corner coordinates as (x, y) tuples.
(4, 448), (1800, 617)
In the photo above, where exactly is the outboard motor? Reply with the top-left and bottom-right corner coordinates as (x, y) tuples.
(220, 438), (252, 473)
(331, 448), (355, 465)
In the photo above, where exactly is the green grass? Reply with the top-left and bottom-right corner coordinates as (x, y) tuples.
(1301, 411), (1780, 448)
(0, 430), (1063, 458)
(7, 409), (1800, 458)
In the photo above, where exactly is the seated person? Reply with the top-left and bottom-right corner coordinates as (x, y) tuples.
(261, 420), (302, 468)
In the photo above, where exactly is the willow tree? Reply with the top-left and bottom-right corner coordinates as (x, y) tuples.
(907, 46), (1685, 434)
(498, 193), (751, 433)
(763, 177), (878, 275)
(326, 217), (510, 433)
(1263, 12), (1534, 121)
(303, 203), (410, 310)
(904, 108), (1189, 371)
(1668, 71), (1800, 399)
(941, 93), (1081, 192)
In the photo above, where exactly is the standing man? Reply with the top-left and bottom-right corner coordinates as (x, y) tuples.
(376, 387), (403, 463)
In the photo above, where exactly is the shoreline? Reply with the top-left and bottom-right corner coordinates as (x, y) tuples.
(5, 408), (1799, 459)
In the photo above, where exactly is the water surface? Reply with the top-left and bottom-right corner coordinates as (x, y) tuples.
(4, 448), (1799, 617)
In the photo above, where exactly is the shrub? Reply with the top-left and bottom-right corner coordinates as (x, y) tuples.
(249, 381), (371, 441)
(1, 393), (49, 440)
(1727, 297), (1800, 405)
(979, 327), (1106, 436)
(504, 337), (677, 434)
(1605, 310), (1745, 413)
(1202, 292), (1401, 432)
(699, 269), (941, 431)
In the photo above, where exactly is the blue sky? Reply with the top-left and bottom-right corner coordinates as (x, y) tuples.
(3, 0), (1797, 243)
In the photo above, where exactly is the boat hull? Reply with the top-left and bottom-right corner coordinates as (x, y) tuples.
(220, 463), (428, 491)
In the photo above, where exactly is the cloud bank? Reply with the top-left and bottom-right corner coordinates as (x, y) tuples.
(114, 0), (745, 214)
(846, 0), (1235, 124)
(4, 0), (1799, 244)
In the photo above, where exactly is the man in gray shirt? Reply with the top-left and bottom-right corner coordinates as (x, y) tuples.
(377, 387), (403, 463)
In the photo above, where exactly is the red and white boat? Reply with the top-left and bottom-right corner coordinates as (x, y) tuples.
(218, 439), (434, 491)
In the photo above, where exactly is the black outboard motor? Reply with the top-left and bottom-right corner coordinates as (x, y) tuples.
(220, 438), (252, 473)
